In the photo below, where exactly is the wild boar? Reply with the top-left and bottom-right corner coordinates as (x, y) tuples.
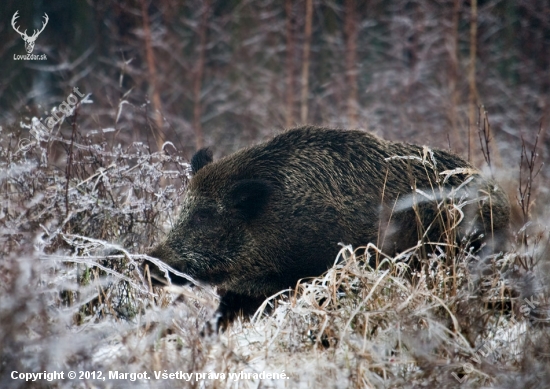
(147, 126), (510, 328)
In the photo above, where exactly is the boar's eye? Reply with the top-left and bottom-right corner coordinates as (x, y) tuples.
(191, 209), (214, 226)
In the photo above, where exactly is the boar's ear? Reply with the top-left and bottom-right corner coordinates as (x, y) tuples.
(229, 179), (272, 219)
(191, 148), (213, 175)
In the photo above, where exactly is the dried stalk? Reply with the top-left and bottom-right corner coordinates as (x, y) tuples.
(65, 107), (78, 220)
(476, 106), (493, 176)
(517, 126), (544, 229)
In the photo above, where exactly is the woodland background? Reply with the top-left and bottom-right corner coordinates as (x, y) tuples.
(1, 1), (550, 388)
(1, 0), (548, 159)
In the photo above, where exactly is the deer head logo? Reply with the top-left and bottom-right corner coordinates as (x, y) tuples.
(11, 11), (49, 54)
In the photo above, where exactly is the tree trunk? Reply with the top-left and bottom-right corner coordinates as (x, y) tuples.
(193, 0), (210, 150)
(285, 0), (296, 128)
(300, 0), (313, 123)
(140, 0), (164, 151)
(447, 0), (463, 152)
(344, 0), (359, 128)
(468, 0), (478, 161)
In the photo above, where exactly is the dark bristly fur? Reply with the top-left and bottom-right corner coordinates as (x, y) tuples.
(147, 126), (511, 329)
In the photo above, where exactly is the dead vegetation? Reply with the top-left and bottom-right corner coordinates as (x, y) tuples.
(1, 1), (549, 387)
(1, 106), (549, 389)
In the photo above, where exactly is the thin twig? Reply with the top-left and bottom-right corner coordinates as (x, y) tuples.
(477, 105), (493, 178)
(65, 107), (78, 220)
(517, 125), (544, 245)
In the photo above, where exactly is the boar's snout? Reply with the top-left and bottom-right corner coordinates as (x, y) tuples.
(143, 242), (189, 286)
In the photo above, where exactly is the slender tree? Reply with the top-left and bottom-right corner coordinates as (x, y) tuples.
(468, 0), (478, 161)
(140, 0), (164, 150)
(300, 0), (313, 123)
(193, 0), (210, 150)
(285, 0), (296, 128)
(344, 0), (359, 128)
(447, 0), (463, 151)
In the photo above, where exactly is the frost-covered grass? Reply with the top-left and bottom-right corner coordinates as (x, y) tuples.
(1, 115), (549, 389)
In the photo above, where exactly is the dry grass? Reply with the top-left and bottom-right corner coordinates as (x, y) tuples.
(1, 112), (549, 389)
